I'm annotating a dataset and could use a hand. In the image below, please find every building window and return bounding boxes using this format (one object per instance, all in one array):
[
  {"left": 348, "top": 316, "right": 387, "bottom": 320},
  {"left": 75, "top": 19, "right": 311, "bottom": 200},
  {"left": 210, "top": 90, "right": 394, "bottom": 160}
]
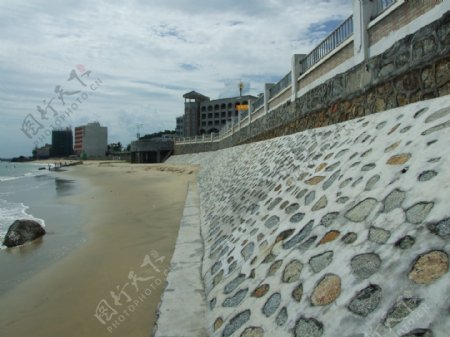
[
  {"left": 214, "top": 112, "right": 219, "bottom": 118},
  {"left": 228, "top": 111, "right": 232, "bottom": 117},
  {"left": 208, "top": 105, "right": 213, "bottom": 111},
  {"left": 202, "top": 113, "right": 206, "bottom": 119},
  {"left": 201, "top": 121, "right": 206, "bottom": 126},
  {"left": 235, "top": 110, "right": 239, "bottom": 116},
  {"left": 228, "top": 103, "right": 232, "bottom": 109},
  {"left": 201, "top": 106, "right": 206, "bottom": 112},
  {"left": 208, "top": 121, "right": 213, "bottom": 126},
  {"left": 221, "top": 111, "right": 226, "bottom": 117},
  {"left": 214, "top": 104, "right": 219, "bottom": 110},
  {"left": 221, "top": 120, "right": 226, "bottom": 124},
  {"left": 221, "top": 103, "right": 226, "bottom": 109},
  {"left": 208, "top": 113, "right": 212, "bottom": 118}
]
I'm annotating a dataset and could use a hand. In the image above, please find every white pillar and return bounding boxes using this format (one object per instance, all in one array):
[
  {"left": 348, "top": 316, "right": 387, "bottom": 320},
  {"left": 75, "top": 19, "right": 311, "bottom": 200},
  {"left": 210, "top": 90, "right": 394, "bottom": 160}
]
[
  {"left": 291, "top": 54, "right": 306, "bottom": 101},
  {"left": 264, "top": 83, "right": 274, "bottom": 115},
  {"left": 353, "top": 0, "right": 377, "bottom": 64}
]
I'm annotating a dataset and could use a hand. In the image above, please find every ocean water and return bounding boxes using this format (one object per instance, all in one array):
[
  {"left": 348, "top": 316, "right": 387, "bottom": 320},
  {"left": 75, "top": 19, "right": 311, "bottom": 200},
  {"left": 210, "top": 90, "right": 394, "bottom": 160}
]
[
  {"left": 0, "top": 161, "right": 86, "bottom": 295},
  {"left": 0, "top": 162, "right": 50, "bottom": 242}
]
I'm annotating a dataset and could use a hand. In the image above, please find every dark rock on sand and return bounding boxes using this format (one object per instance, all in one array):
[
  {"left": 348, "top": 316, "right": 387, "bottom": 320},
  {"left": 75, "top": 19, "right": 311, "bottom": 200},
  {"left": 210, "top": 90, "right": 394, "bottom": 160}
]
[{"left": 3, "top": 219, "right": 46, "bottom": 247}]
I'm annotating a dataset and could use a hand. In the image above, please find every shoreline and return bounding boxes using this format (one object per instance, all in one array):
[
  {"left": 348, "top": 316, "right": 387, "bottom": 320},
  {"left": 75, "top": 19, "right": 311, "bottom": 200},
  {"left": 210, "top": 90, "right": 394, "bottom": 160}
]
[{"left": 0, "top": 162, "right": 197, "bottom": 337}]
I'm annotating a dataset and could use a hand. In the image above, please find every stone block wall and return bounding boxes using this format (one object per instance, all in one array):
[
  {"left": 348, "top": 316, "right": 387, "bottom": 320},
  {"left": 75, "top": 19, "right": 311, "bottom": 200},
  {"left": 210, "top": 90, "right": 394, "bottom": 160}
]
[{"left": 174, "top": 10, "right": 449, "bottom": 155}]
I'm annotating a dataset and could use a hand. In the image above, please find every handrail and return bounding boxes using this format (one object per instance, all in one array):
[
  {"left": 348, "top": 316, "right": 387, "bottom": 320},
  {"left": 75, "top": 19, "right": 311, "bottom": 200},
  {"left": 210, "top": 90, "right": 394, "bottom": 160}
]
[
  {"left": 269, "top": 71, "right": 292, "bottom": 99},
  {"left": 300, "top": 15, "right": 354, "bottom": 75},
  {"left": 251, "top": 95, "right": 264, "bottom": 111},
  {"left": 371, "top": 0, "right": 396, "bottom": 20}
]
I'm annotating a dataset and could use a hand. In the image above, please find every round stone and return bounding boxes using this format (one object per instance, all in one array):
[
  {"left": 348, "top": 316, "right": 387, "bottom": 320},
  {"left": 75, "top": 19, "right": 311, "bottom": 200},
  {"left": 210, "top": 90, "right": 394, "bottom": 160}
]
[
  {"left": 428, "top": 218, "right": 450, "bottom": 238},
  {"left": 312, "top": 195, "right": 328, "bottom": 211},
  {"left": 319, "top": 230, "right": 340, "bottom": 244},
  {"left": 214, "top": 317, "right": 223, "bottom": 331},
  {"left": 320, "top": 212, "right": 339, "bottom": 227},
  {"left": 383, "top": 189, "right": 406, "bottom": 213},
  {"left": 290, "top": 212, "right": 305, "bottom": 223},
  {"left": 323, "top": 170, "right": 340, "bottom": 190},
  {"left": 294, "top": 317, "right": 324, "bottom": 337},
  {"left": 384, "top": 141, "right": 401, "bottom": 153},
  {"left": 224, "top": 274, "right": 246, "bottom": 294},
  {"left": 409, "top": 250, "right": 448, "bottom": 284},
  {"left": 240, "top": 327, "right": 264, "bottom": 337},
  {"left": 425, "top": 106, "right": 450, "bottom": 123},
  {"left": 285, "top": 203, "right": 300, "bottom": 214},
  {"left": 262, "top": 293, "right": 281, "bottom": 317},
  {"left": 387, "top": 153, "right": 412, "bottom": 165},
  {"left": 275, "top": 229, "right": 295, "bottom": 243},
  {"left": 341, "top": 232, "right": 357, "bottom": 244},
  {"left": 264, "top": 215, "right": 280, "bottom": 229},
  {"left": 405, "top": 202, "right": 434, "bottom": 224},
  {"left": 241, "top": 242, "right": 255, "bottom": 261},
  {"left": 275, "top": 307, "right": 288, "bottom": 326},
  {"left": 368, "top": 226, "right": 391, "bottom": 244},
  {"left": 418, "top": 170, "right": 437, "bottom": 181},
  {"left": 382, "top": 297, "right": 422, "bottom": 328},
  {"left": 348, "top": 284, "right": 382, "bottom": 317},
  {"left": 251, "top": 284, "right": 270, "bottom": 298},
  {"left": 311, "top": 274, "right": 341, "bottom": 306},
  {"left": 292, "top": 283, "right": 303, "bottom": 302},
  {"left": 210, "top": 298, "right": 216, "bottom": 310},
  {"left": 395, "top": 235, "right": 416, "bottom": 249},
  {"left": 267, "top": 260, "right": 283, "bottom": 276},
  {"left": 305, "top": 176, "right": 326, "bottom": 185},
  {"left": 401, "top": 329, "right": 434, "bottom": 337},
  {"left": 223, "top": 288, "right": 248, "bottom": 307},
  {"left": 282, "top": 260, "right": 303, "bottom": 283},
  {"left": 345, "top": 198, "right": 378, "bottom": 222},
  {"left": 222, "top": 310, "right": 251, "bottom": 337},
  {"left": 283, "top": 220, "right": 314, "bottom": 249},
  {"left": 351, "top": 253, "right": 382, "bottom": 279},
  {"left": 305, "top": 191, "right": 316, "bottom": 205},
  {"left": 309, "top": 251, "right": 333, "bottom": 273},
  {"left": 365, "top": 175, "right": 380, "bottom": 191},
  {"left": 361, "top": 163, "right": 376, "bottom": 171}
]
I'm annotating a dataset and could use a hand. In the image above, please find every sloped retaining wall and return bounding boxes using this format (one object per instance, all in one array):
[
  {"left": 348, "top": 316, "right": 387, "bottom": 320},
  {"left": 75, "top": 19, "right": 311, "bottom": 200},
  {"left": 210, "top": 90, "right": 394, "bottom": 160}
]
[{"left": 167, "top": 95, "right": 450, "bottom": 337}]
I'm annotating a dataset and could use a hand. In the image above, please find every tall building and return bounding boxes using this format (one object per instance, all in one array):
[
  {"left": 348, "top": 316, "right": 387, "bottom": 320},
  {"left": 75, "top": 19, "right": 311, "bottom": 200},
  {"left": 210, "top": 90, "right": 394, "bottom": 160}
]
[
  {"left": 74, "top": 122, "right": 108, "bottom": 157},
  {"left": 178, "top": 91, "right": 258, "bottom": 137},
  {"left": 51, "top": 128, "right": 73, "bottom": 157},
  {"left": 183, "top": 91, "right": 210, "bottom": 137}
]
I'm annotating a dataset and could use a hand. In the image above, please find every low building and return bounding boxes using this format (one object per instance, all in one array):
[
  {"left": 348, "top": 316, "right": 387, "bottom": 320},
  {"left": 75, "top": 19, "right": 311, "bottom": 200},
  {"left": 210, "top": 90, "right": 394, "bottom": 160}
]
[
  {"left": 74, "top": 122, "right": 108, "bottom": 157},
  {"left": 130, "top": 138, "right": 173, "bottom": 163},
  {"left": 176, "top": 116, "right": 184, "bottom": 137}
]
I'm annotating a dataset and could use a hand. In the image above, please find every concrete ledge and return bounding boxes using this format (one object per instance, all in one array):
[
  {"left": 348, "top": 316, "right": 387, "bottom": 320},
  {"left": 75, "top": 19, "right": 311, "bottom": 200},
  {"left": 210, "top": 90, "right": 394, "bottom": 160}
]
[{"left": 152, "top": 182, "right": 207, "bottom": 337}]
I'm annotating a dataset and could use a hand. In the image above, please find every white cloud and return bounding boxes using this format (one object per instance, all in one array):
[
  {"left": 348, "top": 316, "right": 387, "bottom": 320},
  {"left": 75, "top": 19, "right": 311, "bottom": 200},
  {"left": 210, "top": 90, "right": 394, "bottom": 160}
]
[{"left": 0, "top": 0, "right": 352, "bottom": 157}]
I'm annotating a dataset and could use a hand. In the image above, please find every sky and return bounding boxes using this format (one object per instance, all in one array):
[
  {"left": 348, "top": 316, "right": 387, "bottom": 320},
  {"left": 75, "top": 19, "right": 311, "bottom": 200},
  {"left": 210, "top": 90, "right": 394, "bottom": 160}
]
[{"left": 0, "top": 0, "right": 352, "bottom": 158}]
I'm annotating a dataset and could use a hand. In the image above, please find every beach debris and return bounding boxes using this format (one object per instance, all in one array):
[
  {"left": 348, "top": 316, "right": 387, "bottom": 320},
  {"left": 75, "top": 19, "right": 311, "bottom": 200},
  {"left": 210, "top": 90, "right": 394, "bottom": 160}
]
[{"left": 3, "top": 219, "right": 46, "bottom": 247}]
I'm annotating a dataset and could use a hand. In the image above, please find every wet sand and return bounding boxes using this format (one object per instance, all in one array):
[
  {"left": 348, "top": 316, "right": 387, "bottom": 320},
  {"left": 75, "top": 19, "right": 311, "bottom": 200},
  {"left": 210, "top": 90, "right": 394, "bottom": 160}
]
[{"left": 0, "top": 162, "right": 197, "bottom": 337}]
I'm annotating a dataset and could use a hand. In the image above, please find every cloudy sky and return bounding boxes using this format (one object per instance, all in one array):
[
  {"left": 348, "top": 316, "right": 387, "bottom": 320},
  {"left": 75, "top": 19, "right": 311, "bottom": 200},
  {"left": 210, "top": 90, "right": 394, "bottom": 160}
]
[{"left": 0, "top": 0, "right": 352, "bottom": 158}]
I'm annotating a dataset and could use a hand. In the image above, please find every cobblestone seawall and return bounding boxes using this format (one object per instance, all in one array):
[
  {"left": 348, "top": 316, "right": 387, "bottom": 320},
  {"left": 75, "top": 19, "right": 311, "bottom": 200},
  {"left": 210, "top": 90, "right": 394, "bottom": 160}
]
[
  {"left": 175, "top": 10, "right": 450, "bottom": 155},
  {"left": 167, "top": 96, "right": 450, "bottom": 337}
]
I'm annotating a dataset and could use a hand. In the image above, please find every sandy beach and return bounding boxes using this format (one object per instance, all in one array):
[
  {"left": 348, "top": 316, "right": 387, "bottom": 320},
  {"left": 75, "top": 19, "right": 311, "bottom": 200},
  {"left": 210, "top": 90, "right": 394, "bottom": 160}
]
[{"left": 0, "top": 161, "right": 197, "bottom": 337}]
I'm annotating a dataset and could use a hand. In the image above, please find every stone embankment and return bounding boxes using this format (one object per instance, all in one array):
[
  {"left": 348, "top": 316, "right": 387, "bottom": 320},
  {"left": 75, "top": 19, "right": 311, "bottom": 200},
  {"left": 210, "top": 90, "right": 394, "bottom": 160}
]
[{"left": 158, "top": 95, "right": 450, "bottom": 337}]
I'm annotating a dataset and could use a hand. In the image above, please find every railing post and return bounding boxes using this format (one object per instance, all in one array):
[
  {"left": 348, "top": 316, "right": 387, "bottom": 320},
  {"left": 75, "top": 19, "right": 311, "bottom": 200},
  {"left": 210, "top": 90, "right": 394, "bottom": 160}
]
[
  {"left": 353, "top": 0, "right": 377, "bottom": 64},
  {"left": 292, "top": 54, "right": 306, "bottom": 101},
  {"left": 264, "top": 83, "right": 274, "bottom": 115}
]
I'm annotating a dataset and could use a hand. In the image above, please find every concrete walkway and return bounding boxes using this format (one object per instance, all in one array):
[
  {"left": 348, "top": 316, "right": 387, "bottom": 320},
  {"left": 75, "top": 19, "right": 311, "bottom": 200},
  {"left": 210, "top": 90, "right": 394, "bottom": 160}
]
[{"left": 152, "top": 182, "right": 208, "bottom": 337}]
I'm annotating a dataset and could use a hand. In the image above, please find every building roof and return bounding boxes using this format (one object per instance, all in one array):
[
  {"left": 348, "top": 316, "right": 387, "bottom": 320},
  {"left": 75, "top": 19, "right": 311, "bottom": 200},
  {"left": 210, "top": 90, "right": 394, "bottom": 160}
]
[{"left": 183, "top": 91, "right": 210, "bottom": 101}]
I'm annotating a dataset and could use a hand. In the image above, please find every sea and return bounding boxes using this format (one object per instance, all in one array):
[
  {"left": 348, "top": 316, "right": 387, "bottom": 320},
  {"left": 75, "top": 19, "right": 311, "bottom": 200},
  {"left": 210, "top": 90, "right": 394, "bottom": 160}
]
[{"left": 0, "top": 161, "right": 86, "bottom": 295}]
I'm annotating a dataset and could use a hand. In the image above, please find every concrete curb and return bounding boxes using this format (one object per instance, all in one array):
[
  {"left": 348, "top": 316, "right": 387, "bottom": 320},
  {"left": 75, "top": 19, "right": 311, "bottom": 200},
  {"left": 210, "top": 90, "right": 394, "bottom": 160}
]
[{"left": 152, "top": 182, "right": 207, "bottom": 337}]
